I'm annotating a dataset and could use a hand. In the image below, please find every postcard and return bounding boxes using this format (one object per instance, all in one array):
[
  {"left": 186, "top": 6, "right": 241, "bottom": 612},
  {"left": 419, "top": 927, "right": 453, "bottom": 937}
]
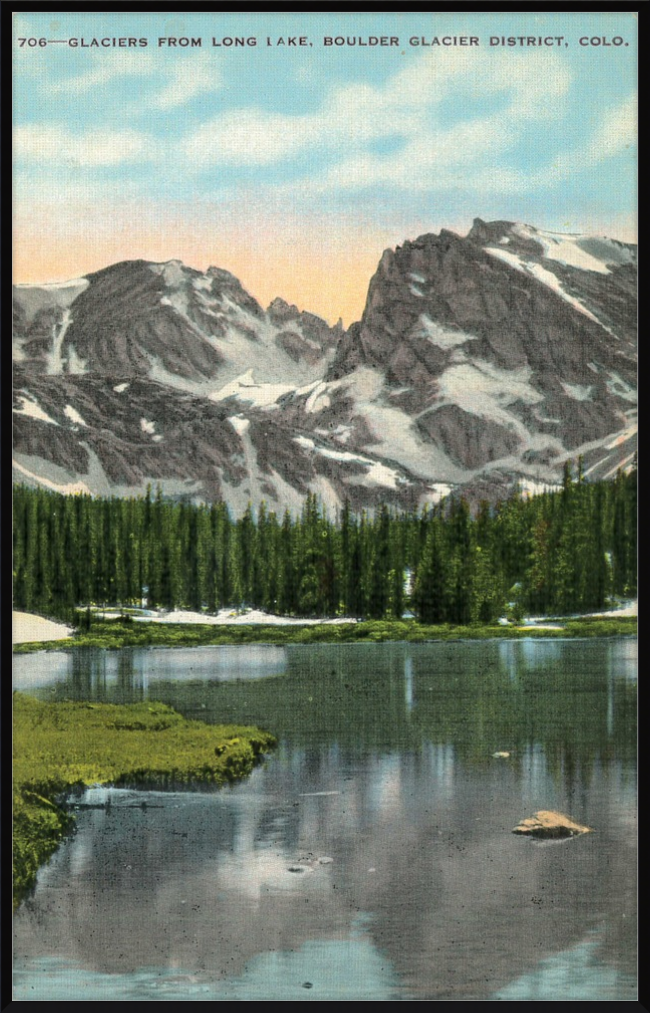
[{"left": 11, "top": 10, "right": 637, "bottom": 1001}]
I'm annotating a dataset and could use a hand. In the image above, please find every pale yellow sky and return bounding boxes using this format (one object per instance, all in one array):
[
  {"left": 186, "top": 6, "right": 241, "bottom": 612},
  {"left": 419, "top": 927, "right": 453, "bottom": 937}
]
[{"left": 13, "top": 201, "right": 636, "bottom": 328}]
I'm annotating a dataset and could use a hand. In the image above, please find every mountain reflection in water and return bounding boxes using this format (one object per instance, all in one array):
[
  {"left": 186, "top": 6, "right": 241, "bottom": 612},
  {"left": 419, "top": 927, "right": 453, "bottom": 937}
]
[{"left": 13, "top": 639, "right": 636, "bottom": 1001}]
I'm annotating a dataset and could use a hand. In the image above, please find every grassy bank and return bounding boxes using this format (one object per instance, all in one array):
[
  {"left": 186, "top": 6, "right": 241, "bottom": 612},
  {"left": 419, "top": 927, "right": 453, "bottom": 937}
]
[
  {"left": 13, "top": 692, "right": 276, "bottom": 910},
  {"left": 13, "top": 615, "right": 637, "bottom": 653}
]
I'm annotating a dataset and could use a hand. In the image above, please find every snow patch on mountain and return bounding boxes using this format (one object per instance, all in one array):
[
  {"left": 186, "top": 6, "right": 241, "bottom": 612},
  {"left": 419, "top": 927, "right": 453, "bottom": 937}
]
[
  {"left": 484, "top": 246, "right": 603, "bottom": 325},
  {"left": 228, "top": 415, "right": 250, "bottom": 437},
  {"left": 47, "top": 309, "right": 74, "bottom": 375},
  {"left": 315, "top": 424, "right": 353, "bottom": 444},
  {"left": 202, "top": 307, "right": 329, "bottom": 389},
  {"left": 13, "top": 457, "right": 91, "bottom": 495},
  {"left": 211, "top": 370, "right": 296, "bottom": 407},
  {"left": 418, "top": 314, "right": 478, "bottom": 349},
  {"left": 304, "top": 381, "right": 331, "bottom": 414},
  {"left": 14, "top": 395, "right": 59, "bottom": 426},
  {"left": 64, "top": 405, "right": 87, "bottom": 427},
  {"left": 436, "top": 360, "right": 543, "bottom": 427},
  {"left": 292, "top": 436, "right": 405, "bottom": 491},
  {"left": 220, "top": 423, "right": 305, "bottom": 516},
  {"left": 355, "top": 461, "right": 402, "bottom": 491},
  {"left": 160, "top": 292, "right": 189, "bottom": 315},
  {"left": 561, "top": 382, "right": 592, "bottom": 402},
  {"left": 512, "top": 224, "right": 613, "bottom": 274},
  {"left": 426, "top": 483, "right": 454, "bottom": 503},
  {"left": 606, "top": 372, "right": 636, "bottom": 403},
  {"left": 329, "top": 369, "right": 467, "bottom": 482},
  {"left": 532, "top": 408, "right": 562, "bottom": 425},
  {"left": 149, "top": 259, "right": 186, "bottom": 287},
  {"left": 66, "top": 346, "right": 87, "bottom": 374},
  {"left": 13, "top": 277, "right": 89, "bottom": 323}
]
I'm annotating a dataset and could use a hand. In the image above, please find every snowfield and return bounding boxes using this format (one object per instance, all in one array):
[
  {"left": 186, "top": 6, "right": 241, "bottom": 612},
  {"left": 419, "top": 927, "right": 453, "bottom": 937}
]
[
  {"left": 13, "top": 612, "right": 74, "bottom": 644},
  {"left": 143, "top": 609, "right": 360, "bottom": 626}
]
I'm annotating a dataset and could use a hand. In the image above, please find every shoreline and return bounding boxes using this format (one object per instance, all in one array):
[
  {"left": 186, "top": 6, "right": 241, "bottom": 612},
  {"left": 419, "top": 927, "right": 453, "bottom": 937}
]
[
  {"left": 12, "top": 614, "right": 637, "bottom": 654},
  {"left": 13, "top": 694, "right": 276, "bottom": 911}
]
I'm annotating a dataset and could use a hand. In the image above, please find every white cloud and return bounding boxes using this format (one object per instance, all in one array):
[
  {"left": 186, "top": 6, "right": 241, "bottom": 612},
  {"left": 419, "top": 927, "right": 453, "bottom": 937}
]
[
  {"left": 183, "top": 49, "right": 572, "bottom": 182},
  {"left": 586, "top": 93, "right": 637, "bottom": 160},
  {"left": 48, "top": 52, "right": 158, "bottom": 95},
  {"left": 538, "top": 92, "right": 636, "bottom": 183},
  {"left": 14, "top": 124, "right": 157, "bottom": 167},
  {"left": 44, "top": 50, "right": 221, "bottom": 110},
  {"left": 186, "top": 107, "right": 321, "bottom": 166},
  {"left": 151, "top": 54, "right": 221, "bottom": 109}
]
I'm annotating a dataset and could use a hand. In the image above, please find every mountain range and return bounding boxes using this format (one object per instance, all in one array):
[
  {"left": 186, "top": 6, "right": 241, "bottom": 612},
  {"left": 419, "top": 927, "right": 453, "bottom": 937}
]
[{"left": 13, "top": 218, "right": 637, "bottom": 514}]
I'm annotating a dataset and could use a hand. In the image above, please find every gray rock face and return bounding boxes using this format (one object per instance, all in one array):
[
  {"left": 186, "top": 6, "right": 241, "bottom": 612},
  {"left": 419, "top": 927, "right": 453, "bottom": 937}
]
[
  {"left": 12, "top": 220, "right": 637, "bottom": 513},
  {"left": 417, "top": 406, "right": 521, "bottom": 470},
  {"left": 326, "top": 219, "right": 636, "bottom": 488},
  {"left": 13, "top": 261, "right": 341, "bottom": 388}
]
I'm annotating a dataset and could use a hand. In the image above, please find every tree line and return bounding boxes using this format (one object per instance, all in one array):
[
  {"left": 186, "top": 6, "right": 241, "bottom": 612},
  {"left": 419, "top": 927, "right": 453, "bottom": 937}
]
[{"left": 13, "top": 461, "right": 636, "bottom": 624}]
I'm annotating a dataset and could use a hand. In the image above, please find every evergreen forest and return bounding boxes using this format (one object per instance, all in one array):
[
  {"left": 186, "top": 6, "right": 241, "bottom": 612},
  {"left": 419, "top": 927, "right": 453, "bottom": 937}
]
[{"left": 12, "top": 462, "right": 637, "bottom": 625}]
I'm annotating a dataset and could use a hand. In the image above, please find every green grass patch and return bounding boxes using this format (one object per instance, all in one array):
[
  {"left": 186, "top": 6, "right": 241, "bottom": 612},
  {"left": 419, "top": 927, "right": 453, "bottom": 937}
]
[
  {"left": 12, "top": 692, "right": 276, "bottom": 910},
  {"left": 13, "top": 615, "right": 637, "bottom": 653}
]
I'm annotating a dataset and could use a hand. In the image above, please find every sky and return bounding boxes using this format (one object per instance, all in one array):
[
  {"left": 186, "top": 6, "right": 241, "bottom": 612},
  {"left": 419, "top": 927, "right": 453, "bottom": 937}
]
[{"left": 13, "top": 11, "right": 637, "bottom": 325}]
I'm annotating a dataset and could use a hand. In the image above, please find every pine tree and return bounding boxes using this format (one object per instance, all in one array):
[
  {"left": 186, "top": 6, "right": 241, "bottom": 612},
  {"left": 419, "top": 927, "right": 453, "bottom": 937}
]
[
  {"left": 367, "top": 504, "right": 391, "bottom": 618},
  {"left": 412, "top": 518, "right": 446, "bottom": 624}
]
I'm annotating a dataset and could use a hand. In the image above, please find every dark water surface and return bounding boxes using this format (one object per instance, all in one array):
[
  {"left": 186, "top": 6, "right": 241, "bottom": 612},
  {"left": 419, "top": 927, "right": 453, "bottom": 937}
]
[{"left": 13, "top": 639, "right": 637, "bottom": 1000}]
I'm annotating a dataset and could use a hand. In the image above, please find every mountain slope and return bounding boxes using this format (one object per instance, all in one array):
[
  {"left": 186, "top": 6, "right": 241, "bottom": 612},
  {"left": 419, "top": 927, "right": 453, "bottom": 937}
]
[
  {"left": 13, "top": 221, "right": 637, "bottom": 513},
  {"left": 13, "top": 260, "right": 343, "bottom": 389}
]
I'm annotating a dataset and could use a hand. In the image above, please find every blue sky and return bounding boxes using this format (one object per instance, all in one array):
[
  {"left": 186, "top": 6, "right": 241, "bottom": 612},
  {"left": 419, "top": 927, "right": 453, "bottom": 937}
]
[{"left": 13, "top": 11, "right": 637, "bottom": 323}]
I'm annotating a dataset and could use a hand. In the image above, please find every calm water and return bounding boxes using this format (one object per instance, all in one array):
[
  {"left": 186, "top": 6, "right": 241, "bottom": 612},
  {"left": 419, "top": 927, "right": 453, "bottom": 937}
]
[{"left": 13, "top": 639, "right": 637, "bottom": 1001}]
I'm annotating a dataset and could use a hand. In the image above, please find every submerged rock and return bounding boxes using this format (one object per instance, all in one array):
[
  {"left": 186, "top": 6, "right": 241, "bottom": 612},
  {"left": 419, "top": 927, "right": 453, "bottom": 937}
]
[{"left": 512, "top": 810, "right": 592, "bottom": 838}]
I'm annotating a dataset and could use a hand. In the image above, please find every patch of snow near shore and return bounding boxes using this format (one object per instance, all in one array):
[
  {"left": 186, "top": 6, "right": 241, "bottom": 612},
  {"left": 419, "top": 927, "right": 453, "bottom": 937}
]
[
  {"left": 519, "top": 623, "right": 565, "bottom": 630},
  {"left": 584, "top": 601, "right": 637, "bottom": 618},
  {"left": 13, "top": 612, "right": 73, "bottom": 644},
  {"left": 523, "top": 600, "right": 637, "bottom": 624},
  {"left": 145, "top": 609, "right": 359, "bottom": 626}
]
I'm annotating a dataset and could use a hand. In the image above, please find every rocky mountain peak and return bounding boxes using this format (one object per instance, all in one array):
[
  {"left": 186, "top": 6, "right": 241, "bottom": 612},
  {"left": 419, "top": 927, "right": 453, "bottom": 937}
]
[{"left": 13, "top": 220, "right": 637, "bottom": 514}]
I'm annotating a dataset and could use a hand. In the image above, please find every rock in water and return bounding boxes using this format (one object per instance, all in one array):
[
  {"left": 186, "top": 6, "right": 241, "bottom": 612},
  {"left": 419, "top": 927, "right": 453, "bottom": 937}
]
[{"left": 512, "top": 810, "right": 592, "bottom": 838}]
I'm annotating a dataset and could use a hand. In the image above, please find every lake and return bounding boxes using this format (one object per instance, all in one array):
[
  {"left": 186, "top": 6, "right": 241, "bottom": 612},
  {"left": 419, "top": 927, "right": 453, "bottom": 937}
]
[{"left": 13, "top": 638, "right": 637, "bottom": 1000}]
